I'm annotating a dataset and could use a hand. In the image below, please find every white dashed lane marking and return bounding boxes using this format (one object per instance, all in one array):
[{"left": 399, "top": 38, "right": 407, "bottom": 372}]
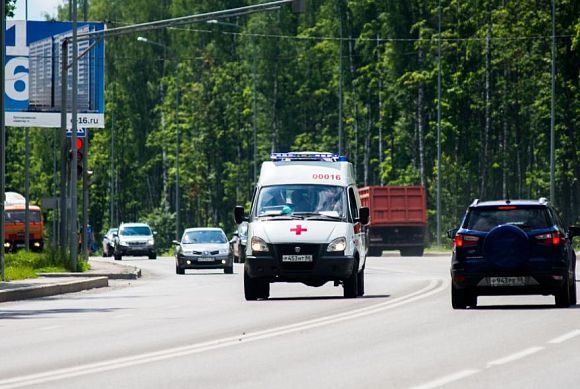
[{"left": 547, "top": 329, "right": 580, "bottom": 344}]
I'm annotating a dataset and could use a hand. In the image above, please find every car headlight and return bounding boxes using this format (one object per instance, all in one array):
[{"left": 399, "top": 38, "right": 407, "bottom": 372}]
[
  {"left": 219, "top": 248, "right": 229, "bottom": 255},
  {"left": 147, "top": 238, "right": 155, "bottom": 245},
  {"left": 327, "top": 237, "right": 346, "bottom": 252},
  {"left": 118, "top": 239, "right": 128, "bottom": 246},
  {"left": 251, "top": 236, "right": 269, "bottom": 253}
]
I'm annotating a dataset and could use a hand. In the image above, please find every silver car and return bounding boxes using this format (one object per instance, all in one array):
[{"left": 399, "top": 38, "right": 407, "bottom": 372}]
[
  {"left": 102, "top": 228, "right": 118, "bottom": 257},
  {"left": 113, "top": 223, "right": 157, "bottom": 260},
  {"left": 173, "top": 227, "right": 233, "bottom": 274}
]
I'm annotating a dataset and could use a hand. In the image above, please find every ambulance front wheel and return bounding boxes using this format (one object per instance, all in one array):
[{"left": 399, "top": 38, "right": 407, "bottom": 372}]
[
  {"left": 244, "top": 269, "right": 270, "bottom": 300},
  {"left": 343, "top": 261, "right": 359, "bottom": 298}
]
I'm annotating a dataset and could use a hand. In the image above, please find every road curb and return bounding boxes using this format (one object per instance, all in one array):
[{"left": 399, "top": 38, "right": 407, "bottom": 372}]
[
  {"left": 38, "top": 267, "right": 142, "bottom": 280},
  {"left": 0, "top": 277, "right": 109, "bottom": 303}
]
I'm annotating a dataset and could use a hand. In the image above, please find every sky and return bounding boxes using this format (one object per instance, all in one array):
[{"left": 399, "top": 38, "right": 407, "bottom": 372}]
[{"left": 9, "top": 0, "right": 63, "bottom": 21}]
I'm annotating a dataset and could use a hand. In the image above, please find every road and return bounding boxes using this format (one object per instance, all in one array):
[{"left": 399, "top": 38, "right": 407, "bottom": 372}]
[{"left": 1, "top": 254, "right": 580, "bottom": 388}]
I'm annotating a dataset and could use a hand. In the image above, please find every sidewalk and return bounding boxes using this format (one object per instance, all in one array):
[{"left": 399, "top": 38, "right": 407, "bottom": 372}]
[{"left": 0, "top": 259, "right": 141, "bottom": 303}]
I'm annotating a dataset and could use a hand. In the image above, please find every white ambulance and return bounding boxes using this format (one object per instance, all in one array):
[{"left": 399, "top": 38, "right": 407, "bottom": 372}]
[{"left": 234, "top": 152, "right": 369, "bottom": 300}]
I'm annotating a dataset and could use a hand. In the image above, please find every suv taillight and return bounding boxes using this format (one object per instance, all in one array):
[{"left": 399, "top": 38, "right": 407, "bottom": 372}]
[
  {"left": 454, "top": 234, "right": 480, "bottom": 248},
  {"left": 535, "top": 232, "right": 561, "bottom": 245}
]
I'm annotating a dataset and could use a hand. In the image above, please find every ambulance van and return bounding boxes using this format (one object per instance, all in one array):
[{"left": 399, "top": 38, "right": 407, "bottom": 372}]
[{"left": 234, "top": 152, "right": 369, "bottom": 300}]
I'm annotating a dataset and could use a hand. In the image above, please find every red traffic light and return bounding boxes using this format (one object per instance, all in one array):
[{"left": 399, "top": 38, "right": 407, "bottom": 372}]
[{"left": 76, "top": 138, "right": 84, "bottom": 150}]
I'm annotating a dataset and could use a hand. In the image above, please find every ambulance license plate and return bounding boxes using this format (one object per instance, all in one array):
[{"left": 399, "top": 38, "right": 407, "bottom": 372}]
[
  {"left": 282, "top": 255, "right": 313, "bottom": 263},
  {"left": 489, "top": 277, "right": 527, "bottom": 287}
]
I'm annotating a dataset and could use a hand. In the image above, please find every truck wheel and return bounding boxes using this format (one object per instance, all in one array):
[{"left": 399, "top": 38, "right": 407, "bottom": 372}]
[
  {"left": 244, "top": 269, "right": 269, "bottom": 300},
  {"left": 343, "top": 262, "right": 359, "bottom": 298},
  {"left": 357, "top": 267, "right": 365, "bottom": 297},
  {"left": 400, "top": 247, "right": 424, "bottom": 257}
]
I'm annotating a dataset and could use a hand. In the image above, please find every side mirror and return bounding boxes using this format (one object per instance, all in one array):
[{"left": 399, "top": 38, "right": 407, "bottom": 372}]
[
  {"left": 569, "top": 226, "right": 580, "bottom": 239},
  {"left": 234, "top": 206, "right": 247, "bottom": 224},
  {"left": 112, "top": 232, "right": 118, "bottom": 237},
  {"left": 357, "top": 207, "right": 370, "bottom": 225},
  {"left": 447, "top": 228, "right": 459, "bottom": 239},
  {"left": 172, "top": 240, "right": 180, "bottom": 245}
]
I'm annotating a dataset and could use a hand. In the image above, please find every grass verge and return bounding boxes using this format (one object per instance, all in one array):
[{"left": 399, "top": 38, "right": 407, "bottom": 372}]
[{"left": 3, "top": 245, "right": 90, "bottom": 281}]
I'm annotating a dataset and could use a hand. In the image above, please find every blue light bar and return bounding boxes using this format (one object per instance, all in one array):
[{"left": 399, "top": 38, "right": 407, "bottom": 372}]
[{"left": 270, "top": 152, "right": 348, "bottom": 162}]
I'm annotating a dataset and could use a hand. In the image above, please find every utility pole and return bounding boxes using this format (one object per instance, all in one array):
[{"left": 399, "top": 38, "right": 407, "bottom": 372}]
[
  {"left": 70, "top": 0, "right": 79, "bottom": 271},
  {"left": 436, "top": 0, "right": 442, "bottom": 246},
  {"left": 136, "top": 36, "right": 181, "bottom": 240},
  {"left": 24, "top": 0, "right": 30, "bottom": 251},
  {"left": 550, "top": 0, "right": 556, "bottom": 203},
  {"left": 337, "top": 2, "right": 344, "bottom": 156}
]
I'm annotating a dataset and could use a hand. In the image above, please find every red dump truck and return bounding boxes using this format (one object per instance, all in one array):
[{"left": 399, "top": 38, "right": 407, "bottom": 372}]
[{"left": 359, "top": 186, "right": 427, "bottom": 257}]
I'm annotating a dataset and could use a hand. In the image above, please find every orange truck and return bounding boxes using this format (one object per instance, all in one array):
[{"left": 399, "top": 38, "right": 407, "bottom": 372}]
[
  {"left": 4, "top": 192, "right": 44, "bottom": 252},
  {"left": 359, "top": 186, "right": 428, "bottom": 257}
]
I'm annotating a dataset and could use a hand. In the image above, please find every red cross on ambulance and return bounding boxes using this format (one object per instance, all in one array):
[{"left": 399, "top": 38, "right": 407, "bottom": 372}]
[{"left": 290, "top": 225, "right": 308, "bottom": 235}]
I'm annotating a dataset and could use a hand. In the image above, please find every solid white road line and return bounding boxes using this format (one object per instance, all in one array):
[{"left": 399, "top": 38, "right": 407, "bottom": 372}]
[
  {"left": 0, "top": 279, "right": 448, "bottom": 389},
  {"left": 547, "top": 329, "right": 580, "bottom": 344},
  {"left": 410, "top": 369, "right": 480, "bottom": 389},
  {"left": 486, "top": 346, "right": 544, "bottom": 368}
]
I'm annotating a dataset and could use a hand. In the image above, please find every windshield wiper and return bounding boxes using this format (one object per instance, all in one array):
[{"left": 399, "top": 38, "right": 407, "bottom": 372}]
[{"left": 257, "top": 214, "right": 304, "bottom": 220}]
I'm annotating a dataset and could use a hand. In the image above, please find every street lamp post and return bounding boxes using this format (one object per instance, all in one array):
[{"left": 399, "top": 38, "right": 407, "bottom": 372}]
[
  {"left": 137, "top": 37, "right": 181, "bottom": 240},
  {"left": 207, "top": 20, "right": 257, "bottom": 185}
]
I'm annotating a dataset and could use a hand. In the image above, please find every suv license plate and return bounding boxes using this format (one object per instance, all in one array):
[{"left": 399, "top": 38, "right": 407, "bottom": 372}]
[
  {"left": 198, "top": 257, "right": 214, "bottom": 262},
  {"left": 489, "top": 277, "right": 527, "bottom": 287},
  {"left": 282, "top": 255, "right": 313, "bottom": 263}
]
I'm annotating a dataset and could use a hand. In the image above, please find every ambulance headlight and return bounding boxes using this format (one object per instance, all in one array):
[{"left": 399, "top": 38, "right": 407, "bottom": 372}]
[
  {"left": 327, "top": 237, "right": 346, "bottom": 252},
  {"left": 251, "top": 236, "right": 269, "bottom": 253}
]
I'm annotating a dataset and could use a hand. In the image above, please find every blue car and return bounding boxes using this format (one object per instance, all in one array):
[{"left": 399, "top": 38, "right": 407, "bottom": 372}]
[{"left": 449, "top": 198, "right": 580, "bottom": 309}]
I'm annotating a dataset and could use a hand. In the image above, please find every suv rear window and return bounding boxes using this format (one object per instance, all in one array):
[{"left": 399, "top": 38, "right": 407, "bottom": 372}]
[{"left": 464, "top": 207, "right": 552, "bottom": 232}]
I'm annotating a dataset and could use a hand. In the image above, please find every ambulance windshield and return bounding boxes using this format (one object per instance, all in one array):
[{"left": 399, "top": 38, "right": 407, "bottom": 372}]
[{"left": 256, "top": 185, "right": 346, "bottom": 219}]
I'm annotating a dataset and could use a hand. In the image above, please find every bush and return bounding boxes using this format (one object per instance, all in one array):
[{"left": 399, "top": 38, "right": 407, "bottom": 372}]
[{"left": 3, "top": 244, "right": 89, "bottom": 280}]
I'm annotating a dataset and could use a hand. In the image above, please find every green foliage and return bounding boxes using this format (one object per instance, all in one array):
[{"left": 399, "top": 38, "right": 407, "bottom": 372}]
[
  {"left": 4, "top": 0, "right": 15, "bottom": 16},
  {"left": 143, "top": 207, "right": 176, "bottom": 251},
  {"left": 5, "top": 0, "right": 579, "bottom": 253},
  {"left": 3, "top": 246, "right": 74, "bottom": 280}
]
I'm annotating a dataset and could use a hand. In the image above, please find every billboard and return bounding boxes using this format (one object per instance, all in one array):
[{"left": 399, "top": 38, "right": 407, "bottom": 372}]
[{"left": 4, "top": 21, "right": 105, "bottom": 128}]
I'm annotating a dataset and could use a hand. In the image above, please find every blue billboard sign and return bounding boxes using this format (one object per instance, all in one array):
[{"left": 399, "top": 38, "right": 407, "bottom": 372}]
[{"left": 4, "top": 21, "right": 105, "bottom": 128}]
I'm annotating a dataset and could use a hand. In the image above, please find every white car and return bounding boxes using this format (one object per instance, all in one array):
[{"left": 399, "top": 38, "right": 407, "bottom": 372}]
[
  {"left": 113, "top": 223, "right": 157, "bottom": 260},
  {"left": 173, "top": 227, "right": 234, "bottom": 274}
]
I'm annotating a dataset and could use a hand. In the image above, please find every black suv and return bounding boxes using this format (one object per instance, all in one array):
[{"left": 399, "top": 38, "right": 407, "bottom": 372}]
[{"left": 449, "top": 198, "right": 579, "bottom": 309}]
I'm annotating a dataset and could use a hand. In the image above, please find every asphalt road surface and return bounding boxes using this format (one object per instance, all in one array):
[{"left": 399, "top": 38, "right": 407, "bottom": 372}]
[{"left": 1, "top": 253, "right": 580, "bottom": 389}]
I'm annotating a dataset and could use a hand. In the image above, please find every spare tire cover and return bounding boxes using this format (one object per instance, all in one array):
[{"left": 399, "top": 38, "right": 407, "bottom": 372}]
[{"left": 483, "top": 224, "right": 529, "bottom": 270}]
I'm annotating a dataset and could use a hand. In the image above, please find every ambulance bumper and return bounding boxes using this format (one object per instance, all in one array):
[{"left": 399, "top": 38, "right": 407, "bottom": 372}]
[{"left": 245, "top": 255, "right": 355, "bottom": 281}]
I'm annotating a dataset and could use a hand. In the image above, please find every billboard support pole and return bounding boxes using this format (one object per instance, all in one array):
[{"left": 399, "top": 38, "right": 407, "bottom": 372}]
[
  {"left": 1, "top": 0, "right": 6, "bottom": 281},
  {"left": 70, "top": 0, "right": 79, "bottom": 271},
  {"left": 59, "top": 40, "right": 68, "bottom": 252}
]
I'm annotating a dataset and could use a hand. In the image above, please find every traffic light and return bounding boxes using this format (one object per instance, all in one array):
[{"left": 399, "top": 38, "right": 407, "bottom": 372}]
[
  {"left": 68, "top": 138, "right": 84, "bottom": 179},
  {"left": 76, "top": 138, "right": 84, "bottom": 179}
]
